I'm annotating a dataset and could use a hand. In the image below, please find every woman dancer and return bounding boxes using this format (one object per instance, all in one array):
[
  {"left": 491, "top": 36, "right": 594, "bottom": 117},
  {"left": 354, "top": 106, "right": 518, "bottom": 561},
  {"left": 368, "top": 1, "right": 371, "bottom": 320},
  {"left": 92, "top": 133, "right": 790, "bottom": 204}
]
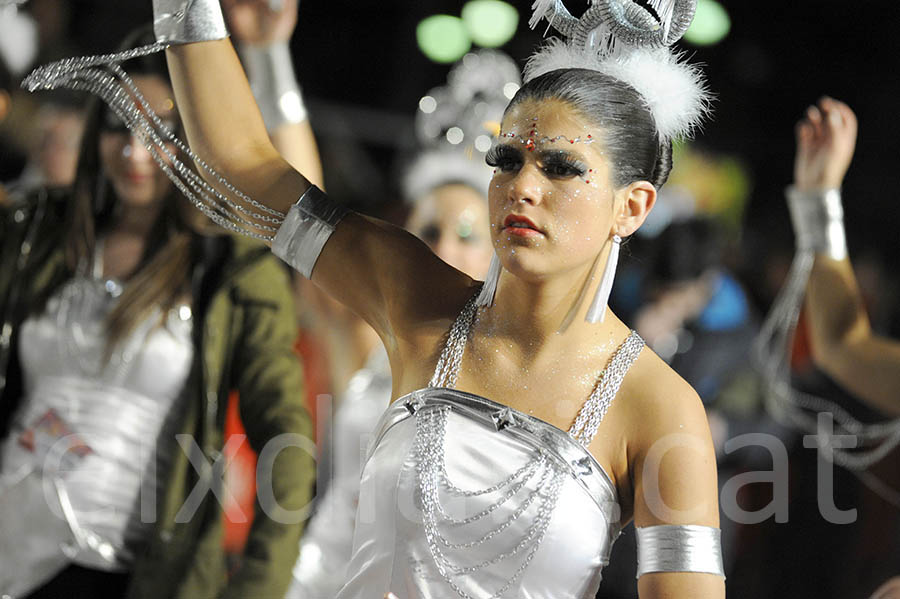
[
  {"left": 27, "top": 0, "right": 725, "bottom": 595},
  {"left": 149, "top": 0, "right": 725, "bottom": 596},
  {"left": 0, "top": 31, "right": 313, "bottom": 598}
]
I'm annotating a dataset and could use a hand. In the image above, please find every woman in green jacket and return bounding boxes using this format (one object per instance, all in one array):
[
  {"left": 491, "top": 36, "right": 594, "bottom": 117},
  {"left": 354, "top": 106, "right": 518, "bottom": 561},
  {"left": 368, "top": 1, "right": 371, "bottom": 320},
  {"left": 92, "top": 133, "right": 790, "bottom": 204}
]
[{"left": 0, "top": 32, "right": 314, "bottom": 599}]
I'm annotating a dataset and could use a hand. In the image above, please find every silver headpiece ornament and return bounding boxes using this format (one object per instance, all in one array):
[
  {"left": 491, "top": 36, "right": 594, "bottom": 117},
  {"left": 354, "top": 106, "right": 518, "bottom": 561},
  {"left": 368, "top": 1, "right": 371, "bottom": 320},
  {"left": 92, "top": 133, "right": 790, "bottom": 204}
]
[
  {"left": 526, "top": 0, "right": 710, "bottom": 143},
  {"left": 415, "top": 50, "right": 521, "bottom": 156},
  {"left": 405, "top": 50, "right": 521, "bottom": 204}
]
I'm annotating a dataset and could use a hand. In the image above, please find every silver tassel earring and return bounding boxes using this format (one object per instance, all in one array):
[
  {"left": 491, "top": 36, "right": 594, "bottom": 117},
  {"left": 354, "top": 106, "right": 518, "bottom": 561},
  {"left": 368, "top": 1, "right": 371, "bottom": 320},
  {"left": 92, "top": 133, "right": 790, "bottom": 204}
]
[
  {"left": 475, "top": 252, "right": 502, "bottom": 307},
  {"left": 585, "top": 234, "right": 621, "bottom": 323}
]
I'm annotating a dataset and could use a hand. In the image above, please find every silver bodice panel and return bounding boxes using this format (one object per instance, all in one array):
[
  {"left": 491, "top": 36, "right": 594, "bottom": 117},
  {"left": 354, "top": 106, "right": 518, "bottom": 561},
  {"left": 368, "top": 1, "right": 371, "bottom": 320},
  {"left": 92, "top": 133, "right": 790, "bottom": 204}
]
[
  {"left": 336, "top": 388, "right": 622, "bottom": 599},
  {"left": 0, "top": 276, "right": 193, "bottom": 570}
]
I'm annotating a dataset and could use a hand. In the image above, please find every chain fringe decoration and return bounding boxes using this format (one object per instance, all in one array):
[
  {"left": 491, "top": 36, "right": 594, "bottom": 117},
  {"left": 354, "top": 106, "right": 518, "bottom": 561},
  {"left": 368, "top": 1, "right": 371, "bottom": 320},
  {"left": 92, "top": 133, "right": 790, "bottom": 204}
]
[
  {"left": 22, "top": 43, "right": 285, "bottom": 241},
  {"left": 753, "top": 250, "right": 900, "bottom": 473}
]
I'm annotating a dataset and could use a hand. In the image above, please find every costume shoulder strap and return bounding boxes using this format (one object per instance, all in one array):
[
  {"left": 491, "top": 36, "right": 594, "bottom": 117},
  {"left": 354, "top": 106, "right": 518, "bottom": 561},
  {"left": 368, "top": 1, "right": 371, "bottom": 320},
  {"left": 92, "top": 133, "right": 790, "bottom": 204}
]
[
  {"left": 428, "top": 289, "right": 481, "bottom": 389},
  {"left": 569, "top": 330, "right": 645, "bottom": 446}
]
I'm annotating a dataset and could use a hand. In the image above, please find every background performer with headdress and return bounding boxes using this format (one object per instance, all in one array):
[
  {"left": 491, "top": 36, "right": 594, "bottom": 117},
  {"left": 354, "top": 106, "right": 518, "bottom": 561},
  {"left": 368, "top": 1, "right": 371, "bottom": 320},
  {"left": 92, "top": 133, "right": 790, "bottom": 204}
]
[{"left": 0, "top": 22, "right": 314, "bottom": 599}]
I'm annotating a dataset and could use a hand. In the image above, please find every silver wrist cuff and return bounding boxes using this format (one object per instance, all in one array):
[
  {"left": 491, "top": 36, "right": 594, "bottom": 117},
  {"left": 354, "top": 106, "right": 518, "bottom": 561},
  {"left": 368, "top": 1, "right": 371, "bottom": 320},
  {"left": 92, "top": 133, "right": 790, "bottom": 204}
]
[
  {"left": 636, "top": 524, "right": 725, "bottom": 578},
  {"left": 271, "top": 185, "right": 348, "bottom": 278},
  {"left": 786, "top": 186, "right": 847, "bottom": 260},
  {"left": 241, "top": 42, "right": 307, "bottom": 129},
  {"left": 153, "top": 0, "right": 229, "bottom": 45}
]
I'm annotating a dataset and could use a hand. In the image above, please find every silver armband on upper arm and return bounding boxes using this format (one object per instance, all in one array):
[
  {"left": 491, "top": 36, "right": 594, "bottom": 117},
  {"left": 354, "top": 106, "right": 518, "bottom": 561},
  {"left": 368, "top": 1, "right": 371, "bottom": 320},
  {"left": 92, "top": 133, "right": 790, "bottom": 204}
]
[
  {"left": 271, "top": 185, "right": 349, "bottom": 279},
  {"left": 636, "top": 525, "right": 725, "bottom": 578},
  {"left": 153, "top": 0, "right": 229, "bottom": 45}
]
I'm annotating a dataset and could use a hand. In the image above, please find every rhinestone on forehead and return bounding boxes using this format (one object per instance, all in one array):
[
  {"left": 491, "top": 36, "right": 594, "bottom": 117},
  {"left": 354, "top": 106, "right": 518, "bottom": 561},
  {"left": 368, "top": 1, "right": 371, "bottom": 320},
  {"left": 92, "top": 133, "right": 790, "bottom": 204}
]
[{"left": 499, "top": 120, "right": 595, "bottom": 151}]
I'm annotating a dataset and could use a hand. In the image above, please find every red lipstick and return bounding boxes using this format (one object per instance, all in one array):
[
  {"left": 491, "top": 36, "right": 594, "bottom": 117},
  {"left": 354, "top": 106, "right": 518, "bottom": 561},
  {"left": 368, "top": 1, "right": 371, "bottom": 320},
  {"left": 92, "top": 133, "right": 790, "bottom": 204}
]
[{"left": 502, "top": 214, "right": 544, "bottom": 237}]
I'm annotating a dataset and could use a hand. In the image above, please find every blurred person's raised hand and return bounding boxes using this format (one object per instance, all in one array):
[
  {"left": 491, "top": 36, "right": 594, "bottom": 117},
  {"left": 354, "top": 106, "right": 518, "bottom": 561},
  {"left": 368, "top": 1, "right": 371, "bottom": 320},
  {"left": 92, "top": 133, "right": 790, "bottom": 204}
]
[
  {"left": 223, "top": 0, "right": 298, "bottom": 45},
  {"left": 794, "top": 96, "right": 857, "bottom": 191}
]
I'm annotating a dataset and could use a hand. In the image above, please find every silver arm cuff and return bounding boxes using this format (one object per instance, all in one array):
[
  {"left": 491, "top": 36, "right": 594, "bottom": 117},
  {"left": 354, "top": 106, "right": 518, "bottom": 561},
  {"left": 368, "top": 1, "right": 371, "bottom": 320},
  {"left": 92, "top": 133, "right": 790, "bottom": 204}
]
[
  {"left": 636, "top": 525, "right": 725, "bottom": 578},
  {"left": 241, "top": 42, "right": 307, "bottom": 129},
  {"left": 153, "top": 0, "right": 229, "bottom": 45},
  {"left": 271, "top": 185, "right": 348, "bottom": 278},
  {"left": 786, "top": 186, "right": 847, "bottom": 260}
]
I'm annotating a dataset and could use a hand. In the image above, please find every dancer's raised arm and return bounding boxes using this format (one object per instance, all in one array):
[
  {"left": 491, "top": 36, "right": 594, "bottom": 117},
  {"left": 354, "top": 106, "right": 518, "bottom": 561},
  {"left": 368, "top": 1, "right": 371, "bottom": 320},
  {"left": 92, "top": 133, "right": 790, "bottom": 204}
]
[
  {"left": 791, "top": 97, "right": 900, "bottom": 417},
  {"left": 224, "top": 0, "right": 324, "bottom": 187},
  {"left": 157, "top": 0, "right": 473, "bottom": 340}
]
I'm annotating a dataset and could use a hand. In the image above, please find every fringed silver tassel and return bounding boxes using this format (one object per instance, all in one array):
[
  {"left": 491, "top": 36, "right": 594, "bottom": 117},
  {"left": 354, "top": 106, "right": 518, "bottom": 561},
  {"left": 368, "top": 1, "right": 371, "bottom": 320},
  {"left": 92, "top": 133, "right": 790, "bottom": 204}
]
[
  {"left": 475, "top": 252, "right": 502, "bottom": 308},
  {"left": 753, "top": 248, "right": 900, "bottom": 471},
  {"left": 585, "top": 234, "right": 621, "bottom": 323}
]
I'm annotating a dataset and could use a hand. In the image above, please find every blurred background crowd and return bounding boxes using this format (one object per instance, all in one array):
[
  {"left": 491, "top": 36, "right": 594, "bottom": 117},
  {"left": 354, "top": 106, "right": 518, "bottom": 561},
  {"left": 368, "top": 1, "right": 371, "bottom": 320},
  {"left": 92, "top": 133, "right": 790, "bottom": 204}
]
[{"left": 1, "top": 1, "right": 899, "bottom": 598}]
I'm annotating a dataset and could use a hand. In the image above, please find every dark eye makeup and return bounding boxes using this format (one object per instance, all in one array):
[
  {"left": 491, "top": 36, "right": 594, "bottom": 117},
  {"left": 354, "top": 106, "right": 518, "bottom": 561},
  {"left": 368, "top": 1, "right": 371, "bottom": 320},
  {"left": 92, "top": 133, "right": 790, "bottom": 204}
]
[
  {"left": 486, "top": 144, "right": 588, "bottom": 179},
  {"left": 539, "top": 150, "right": 588, "bottom": 178},
  {"left": 485, "top": 144, "right": 522, "bottom": 172}
]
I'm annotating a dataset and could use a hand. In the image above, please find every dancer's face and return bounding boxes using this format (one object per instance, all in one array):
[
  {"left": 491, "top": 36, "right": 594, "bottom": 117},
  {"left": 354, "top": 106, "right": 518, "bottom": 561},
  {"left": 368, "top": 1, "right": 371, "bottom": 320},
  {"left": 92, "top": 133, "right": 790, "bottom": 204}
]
[
  {"left": 488, "top": 99, "right": 634, "bottom": 282},
  {"left": 407, "top": 183, "right": 493, "bottom": 279},
  {"left": 98, "top": 75, "right": 176, "bottom": 210}
]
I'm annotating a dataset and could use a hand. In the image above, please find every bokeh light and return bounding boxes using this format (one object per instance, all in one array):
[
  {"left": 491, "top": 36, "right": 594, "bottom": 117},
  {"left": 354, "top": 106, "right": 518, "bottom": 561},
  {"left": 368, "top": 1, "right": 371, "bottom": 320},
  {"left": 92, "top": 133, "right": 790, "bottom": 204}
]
[
  {"left": 461, "top": 0, "right": 519, "bottom": 48},
  {"left": 683, "top": 0, "right": 730, "bottom": 46},
  {"left": 416, "top": 15, "right": 472, "bottom": 64}
]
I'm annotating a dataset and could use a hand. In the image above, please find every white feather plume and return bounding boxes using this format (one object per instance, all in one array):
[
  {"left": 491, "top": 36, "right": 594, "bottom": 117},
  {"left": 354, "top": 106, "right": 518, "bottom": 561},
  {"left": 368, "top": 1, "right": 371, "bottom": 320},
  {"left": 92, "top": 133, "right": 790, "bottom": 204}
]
[{"left": 525, "top": 39, "right": 711, "bottom": 142}]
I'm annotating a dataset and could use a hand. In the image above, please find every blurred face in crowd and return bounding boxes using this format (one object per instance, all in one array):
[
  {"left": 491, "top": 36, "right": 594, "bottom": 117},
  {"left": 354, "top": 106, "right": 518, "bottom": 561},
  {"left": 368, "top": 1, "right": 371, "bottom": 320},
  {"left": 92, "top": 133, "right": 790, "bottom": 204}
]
[
  {"left": 34, "top": 105, "right": 85, "bottom": 186},
  {"left": 407, "top": 183, "right": 494, "bottom": 279},
  {"left": 98, "top": 75, "right": 176, "bottom": 210}
]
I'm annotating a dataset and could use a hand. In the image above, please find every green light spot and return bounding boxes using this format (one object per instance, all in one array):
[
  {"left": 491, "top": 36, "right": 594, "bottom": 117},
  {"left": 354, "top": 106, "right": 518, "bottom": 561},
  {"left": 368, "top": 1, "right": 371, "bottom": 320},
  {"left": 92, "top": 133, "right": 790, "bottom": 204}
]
[
  {"left": 683, "top": 0, "right": 730, "bottom": 46},
  {"left": 461, "top": 0, "right": 519, "bottom": 48},
  {"left": 417, "top": 15, "right": 472, "bottom": 64}
]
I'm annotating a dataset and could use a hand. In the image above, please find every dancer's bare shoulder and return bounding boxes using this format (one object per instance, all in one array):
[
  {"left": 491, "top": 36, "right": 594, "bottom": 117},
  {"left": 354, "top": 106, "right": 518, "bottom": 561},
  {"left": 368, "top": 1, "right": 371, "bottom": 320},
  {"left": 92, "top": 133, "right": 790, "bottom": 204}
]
[
  {"left": 618, "top": 347, "right": 711, "bottom": 445},
  {"left": 613, "top": 347, "right": 719, "bottom": 526}
]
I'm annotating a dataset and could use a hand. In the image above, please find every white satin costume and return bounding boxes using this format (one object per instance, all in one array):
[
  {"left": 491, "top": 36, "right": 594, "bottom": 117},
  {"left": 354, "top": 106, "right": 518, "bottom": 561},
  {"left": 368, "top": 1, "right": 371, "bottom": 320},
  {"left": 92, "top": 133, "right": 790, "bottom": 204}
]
[
  {"left": 0, "top": 260, "right": 192, "bottom": 594},
  {"left": 337, "top": 294, "right": 643, "bottom": 599}
]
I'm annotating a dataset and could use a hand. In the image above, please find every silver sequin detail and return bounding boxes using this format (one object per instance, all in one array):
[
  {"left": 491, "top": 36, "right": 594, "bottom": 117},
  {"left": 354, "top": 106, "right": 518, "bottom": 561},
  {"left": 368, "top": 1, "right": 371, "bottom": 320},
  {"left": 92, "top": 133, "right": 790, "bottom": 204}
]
[{"left": 635, "top": 524, "right": 724, "bottom": 578}]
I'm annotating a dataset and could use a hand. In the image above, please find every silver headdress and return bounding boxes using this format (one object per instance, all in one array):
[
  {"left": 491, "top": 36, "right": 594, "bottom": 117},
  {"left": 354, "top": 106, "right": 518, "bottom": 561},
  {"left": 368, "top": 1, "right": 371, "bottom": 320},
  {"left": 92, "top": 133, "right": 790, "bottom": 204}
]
[
  {"left": 414, "top": 50, "right": 521, "bottom": 157},
  {"left": 404, "top": 50, "right": 521, "bottom": 204},
  {"left": 526, "top": 0, "right": 710, "bottom": 143}
]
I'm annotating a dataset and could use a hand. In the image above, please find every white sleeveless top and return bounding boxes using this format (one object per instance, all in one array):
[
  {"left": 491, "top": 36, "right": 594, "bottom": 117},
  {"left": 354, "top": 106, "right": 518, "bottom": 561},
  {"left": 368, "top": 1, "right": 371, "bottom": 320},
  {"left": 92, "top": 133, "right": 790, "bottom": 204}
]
[
  {"left": 0, "top": 270, "right": 193, "bottom": 571},
  {"left": 337, "top": 293, "right": 644, "bottom": 599}
]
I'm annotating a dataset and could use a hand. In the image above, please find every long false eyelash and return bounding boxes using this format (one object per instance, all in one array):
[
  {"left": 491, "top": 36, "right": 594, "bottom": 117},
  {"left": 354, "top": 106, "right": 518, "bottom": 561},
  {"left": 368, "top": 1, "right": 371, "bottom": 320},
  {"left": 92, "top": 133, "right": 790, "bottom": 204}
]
[
  {"left": 542, "top": 154, "right": 588, "bottom": 178},
  {"left": 485, "top": 144, "right": 522, "bottom": 169}
]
